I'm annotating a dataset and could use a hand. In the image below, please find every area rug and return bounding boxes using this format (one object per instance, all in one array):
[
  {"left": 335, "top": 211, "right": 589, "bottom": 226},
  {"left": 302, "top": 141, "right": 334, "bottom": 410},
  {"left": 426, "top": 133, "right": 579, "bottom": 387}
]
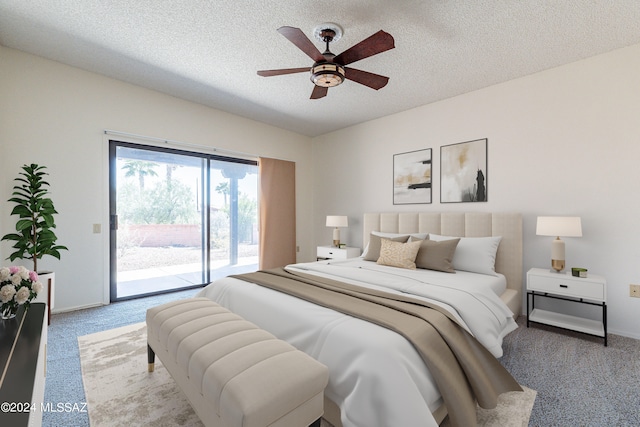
[{"left": 79, "top": 322, "right": 536, "bottom": 427}]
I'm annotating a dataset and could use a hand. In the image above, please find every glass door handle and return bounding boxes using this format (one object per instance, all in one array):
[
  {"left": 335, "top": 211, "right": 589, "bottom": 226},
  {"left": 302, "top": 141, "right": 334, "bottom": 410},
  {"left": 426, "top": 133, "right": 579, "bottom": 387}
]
[{"left": 110, "top": 214, "right": 118, "bottom": 230}]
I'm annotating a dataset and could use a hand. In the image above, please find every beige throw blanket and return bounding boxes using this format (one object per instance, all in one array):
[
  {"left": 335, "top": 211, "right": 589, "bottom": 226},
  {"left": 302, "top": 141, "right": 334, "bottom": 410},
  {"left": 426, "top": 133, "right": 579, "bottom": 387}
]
[{"left": 231, "top": 268, "right": 521, "bottom": 427}]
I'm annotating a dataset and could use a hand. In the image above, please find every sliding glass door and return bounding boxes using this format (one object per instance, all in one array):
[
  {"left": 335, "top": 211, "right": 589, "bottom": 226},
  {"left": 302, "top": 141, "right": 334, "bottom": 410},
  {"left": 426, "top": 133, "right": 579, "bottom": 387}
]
[{"left": 109, "top": 141, "right": 258, "bottom": 301}]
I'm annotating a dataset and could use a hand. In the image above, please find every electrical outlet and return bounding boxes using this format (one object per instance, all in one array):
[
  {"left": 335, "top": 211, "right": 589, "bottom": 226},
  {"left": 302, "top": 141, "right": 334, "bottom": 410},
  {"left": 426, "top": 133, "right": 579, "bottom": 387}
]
[{"left": 630, "top": 284, "right": 640, "bottom": 298}]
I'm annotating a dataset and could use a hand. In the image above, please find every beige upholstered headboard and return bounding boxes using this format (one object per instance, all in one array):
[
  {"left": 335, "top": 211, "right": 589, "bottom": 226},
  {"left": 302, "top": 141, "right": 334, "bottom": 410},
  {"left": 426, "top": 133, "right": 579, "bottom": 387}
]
[{"left": 363, "top": 212, "right": 523, "bottom": 316}]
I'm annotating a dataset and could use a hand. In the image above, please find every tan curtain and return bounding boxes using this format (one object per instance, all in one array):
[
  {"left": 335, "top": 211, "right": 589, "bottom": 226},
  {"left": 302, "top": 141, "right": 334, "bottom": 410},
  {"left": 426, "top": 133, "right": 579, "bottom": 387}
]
[{"left": 259, "top": 157, "right": 296, "bottom": 269}]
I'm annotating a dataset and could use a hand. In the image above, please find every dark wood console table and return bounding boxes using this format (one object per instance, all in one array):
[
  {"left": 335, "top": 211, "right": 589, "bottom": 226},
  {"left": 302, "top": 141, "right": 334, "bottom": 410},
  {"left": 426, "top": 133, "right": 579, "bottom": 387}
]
[{"left": 0, "top": 303, "right": 47, "bottom": 427}]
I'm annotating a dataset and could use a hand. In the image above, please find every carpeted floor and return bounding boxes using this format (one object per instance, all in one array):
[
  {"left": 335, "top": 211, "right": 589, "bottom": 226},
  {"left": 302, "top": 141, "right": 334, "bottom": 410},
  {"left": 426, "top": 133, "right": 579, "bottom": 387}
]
[
  {"left": 43, "top": 290, "right": 640, "bottom": 426},
  {"left": 500, "top": 318, "right": 640, "bottom": 426}
]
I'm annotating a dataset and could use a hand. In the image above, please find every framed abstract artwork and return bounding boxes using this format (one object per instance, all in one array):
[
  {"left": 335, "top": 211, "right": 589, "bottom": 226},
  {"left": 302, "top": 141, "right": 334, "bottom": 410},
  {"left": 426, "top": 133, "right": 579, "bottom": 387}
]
[
  {"left": 440, "top": 138, "right": 488, "bottom": 203},
  {"left": 393, "top": 148, "right": 432, "bottom": 205}
]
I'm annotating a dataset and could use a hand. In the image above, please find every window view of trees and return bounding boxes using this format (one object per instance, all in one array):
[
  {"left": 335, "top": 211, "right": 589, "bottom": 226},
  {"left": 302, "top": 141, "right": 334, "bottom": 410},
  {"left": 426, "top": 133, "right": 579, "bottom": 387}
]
[
  {"left": 118, "top": 159, "right": 257, "bottom": 233},
  {"left": 115, "top": 156, "right": 258, "bottom": 272},
  {"left": 118, "top": 160, "right": 199, "bottom": 225}
]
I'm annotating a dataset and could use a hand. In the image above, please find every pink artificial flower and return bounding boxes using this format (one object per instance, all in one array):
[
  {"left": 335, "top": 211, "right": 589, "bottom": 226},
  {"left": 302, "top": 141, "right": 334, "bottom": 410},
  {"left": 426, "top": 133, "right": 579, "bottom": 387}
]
[
  {"left": 9, "top": 266, "right": 20, "bottom": 274},
  {"left": 29, "top": 271, "right": 38, "bottom": 282}
]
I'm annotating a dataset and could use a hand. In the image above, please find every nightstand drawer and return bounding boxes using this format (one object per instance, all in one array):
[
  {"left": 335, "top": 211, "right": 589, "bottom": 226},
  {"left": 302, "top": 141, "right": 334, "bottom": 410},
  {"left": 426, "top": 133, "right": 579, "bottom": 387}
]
[
  {"left": 527, "top": 274, "right": 605, "bottom": 301},
  {"left": 317, "top": 246, "right": 360, "bottom": 259}
]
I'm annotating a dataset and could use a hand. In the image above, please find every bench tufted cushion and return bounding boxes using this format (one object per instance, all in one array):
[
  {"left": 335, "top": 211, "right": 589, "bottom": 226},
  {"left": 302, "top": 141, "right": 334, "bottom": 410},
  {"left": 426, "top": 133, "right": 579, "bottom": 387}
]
[{"left": 147, "top": 297, "right": 328, "bottom": 427}]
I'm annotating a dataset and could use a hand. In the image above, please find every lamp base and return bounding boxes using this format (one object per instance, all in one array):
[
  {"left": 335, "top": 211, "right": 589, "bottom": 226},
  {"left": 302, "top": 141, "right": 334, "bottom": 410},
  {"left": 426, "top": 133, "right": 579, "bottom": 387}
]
[
  {"left": 550, "top": 237, "right": 566, "bottom": 272},
  {"left": 551, "top": 259, "right": 565, "bottom": 272},
  {"left": 332, "top": 239, "right": 340, "bottom": 247}
]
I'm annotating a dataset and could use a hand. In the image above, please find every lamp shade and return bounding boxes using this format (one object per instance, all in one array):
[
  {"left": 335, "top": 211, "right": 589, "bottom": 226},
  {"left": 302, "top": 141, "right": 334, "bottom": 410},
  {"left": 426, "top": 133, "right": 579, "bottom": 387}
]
[
  {"left": 326, "top": 215, "right": 348, "bottom": 228},
  {"left": 536, "top": 216, "right": 582, "bottom": 237}
]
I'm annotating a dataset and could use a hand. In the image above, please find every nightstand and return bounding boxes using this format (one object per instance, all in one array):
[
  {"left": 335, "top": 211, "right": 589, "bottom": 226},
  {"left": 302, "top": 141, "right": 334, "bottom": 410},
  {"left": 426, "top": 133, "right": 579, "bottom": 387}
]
[
  {"left": 317, "top": 246, "right": 361, "bottom": 260},
  {"left": 526, "top": 267, "right": 607, "bottom": 346}
]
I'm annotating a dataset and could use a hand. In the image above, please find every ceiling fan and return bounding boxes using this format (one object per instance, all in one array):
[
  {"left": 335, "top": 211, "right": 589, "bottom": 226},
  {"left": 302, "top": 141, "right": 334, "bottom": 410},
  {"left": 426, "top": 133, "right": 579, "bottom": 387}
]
[{"left": 257, "top": 24, "right": 395, "bottom": 99}]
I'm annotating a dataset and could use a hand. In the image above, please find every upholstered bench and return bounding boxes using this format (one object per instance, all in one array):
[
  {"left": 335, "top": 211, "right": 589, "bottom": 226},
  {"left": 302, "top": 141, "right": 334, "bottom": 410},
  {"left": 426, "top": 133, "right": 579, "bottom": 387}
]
[{"left": 146, "top": 297, "right": 329, "bottom": 427}]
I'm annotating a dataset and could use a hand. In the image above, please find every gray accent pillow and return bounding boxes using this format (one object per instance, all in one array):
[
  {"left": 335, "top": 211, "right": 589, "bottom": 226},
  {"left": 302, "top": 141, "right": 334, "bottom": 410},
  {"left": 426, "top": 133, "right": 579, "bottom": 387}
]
[
  {"left": 415, "top": 238, "right": 460, "bottom": 273},
  {"left": 363, "top": 233, "right": 410, "bottom": 261}
]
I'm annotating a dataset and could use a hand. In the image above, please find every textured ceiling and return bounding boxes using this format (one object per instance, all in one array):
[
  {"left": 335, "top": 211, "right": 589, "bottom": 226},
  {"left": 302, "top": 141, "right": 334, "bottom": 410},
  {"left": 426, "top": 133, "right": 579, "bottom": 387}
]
[{"left": 1, "top": 1, "right": 640, "bottom": 137}]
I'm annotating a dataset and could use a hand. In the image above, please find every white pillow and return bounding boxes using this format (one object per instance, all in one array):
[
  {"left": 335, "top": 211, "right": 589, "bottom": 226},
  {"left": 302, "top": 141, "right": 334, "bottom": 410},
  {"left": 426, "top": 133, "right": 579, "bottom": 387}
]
[{"left": 428, "top": 234, "right": 502, "bottom": 276}]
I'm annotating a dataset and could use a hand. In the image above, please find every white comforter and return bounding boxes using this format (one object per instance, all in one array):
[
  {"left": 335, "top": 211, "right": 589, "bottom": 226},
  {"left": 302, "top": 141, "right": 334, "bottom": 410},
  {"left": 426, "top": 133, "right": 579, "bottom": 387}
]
[{"left": 197, "top": 259, "right": 518, "bottom": 427}]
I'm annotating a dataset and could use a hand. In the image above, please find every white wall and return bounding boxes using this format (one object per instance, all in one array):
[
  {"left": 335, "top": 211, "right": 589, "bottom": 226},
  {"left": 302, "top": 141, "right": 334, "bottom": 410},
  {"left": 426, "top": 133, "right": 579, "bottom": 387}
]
[
  {"left": 312, "top": 43, "right": 640, "bottom": 339},
  {"left": 0, "top": 46, "right": 314, "bottom": 312},
  {"left": 3, "top": 41, "right": 639, "bottom": 339}
]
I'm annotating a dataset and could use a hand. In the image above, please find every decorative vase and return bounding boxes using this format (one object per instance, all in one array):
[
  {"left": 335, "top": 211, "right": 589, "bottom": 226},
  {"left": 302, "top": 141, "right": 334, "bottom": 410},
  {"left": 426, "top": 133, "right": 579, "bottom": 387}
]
[{"left": 1, "top": 305, "right": 18, "bottom": 320}]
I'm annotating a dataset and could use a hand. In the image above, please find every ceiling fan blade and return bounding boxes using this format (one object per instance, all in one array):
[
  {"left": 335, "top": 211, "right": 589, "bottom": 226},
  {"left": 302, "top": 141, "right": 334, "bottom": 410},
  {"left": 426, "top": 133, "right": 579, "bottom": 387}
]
[
  {"left": 310, "top": 85, "right": 328, "bottom": 99},
  {"left": 344, "top": 68, "right": 389, "bottom": 90},
  {"left": 277, "top": 26, "right": 325, "bottom": 63},
  {"left": 257, "top": 67, "right": 310, "bottom": 77},
  {"left": 334, "top": 30, "right": 395, "bottom": 66}
]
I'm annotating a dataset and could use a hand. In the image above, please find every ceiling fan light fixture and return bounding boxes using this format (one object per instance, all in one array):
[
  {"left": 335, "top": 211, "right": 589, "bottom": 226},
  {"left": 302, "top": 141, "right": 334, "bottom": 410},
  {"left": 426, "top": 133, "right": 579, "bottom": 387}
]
[
  {"left": 311, "top": 63, "right": 345, "bottom": 87},
  {"left": 257, "top": 25, "right": 394, "bottom": 99}
]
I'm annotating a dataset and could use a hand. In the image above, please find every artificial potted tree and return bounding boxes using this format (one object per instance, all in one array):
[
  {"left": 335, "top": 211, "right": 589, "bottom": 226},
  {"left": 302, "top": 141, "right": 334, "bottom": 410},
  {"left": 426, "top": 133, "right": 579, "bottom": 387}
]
[{"left": 2, "top": 164, "right": 68, "bottom": 322}]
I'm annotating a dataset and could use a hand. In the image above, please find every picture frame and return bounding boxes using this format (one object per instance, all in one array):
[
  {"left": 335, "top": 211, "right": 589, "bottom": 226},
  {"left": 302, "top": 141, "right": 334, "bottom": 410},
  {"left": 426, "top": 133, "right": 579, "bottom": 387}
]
[
  {"left": 393, "top": 148, "right": 432, "bottom": 205},
  {"left": 440, "top": 138, "right": 488, "bottom": 203}
]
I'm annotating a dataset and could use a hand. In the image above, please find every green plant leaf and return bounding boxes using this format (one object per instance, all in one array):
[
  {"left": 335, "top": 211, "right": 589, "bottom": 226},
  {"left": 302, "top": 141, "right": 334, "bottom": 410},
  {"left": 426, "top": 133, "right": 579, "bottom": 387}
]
[
  {"left": 3, "top": 164, "right": 67, "bottom": 267},
  {"left": 15, "top": 219, "right": 34, "bottom": 231},
  {"left": 9, "top": 205, "right": 30, "bottom": 216},
  {"left": 1, "top": 233, "right": 21, "bottom": 242}
]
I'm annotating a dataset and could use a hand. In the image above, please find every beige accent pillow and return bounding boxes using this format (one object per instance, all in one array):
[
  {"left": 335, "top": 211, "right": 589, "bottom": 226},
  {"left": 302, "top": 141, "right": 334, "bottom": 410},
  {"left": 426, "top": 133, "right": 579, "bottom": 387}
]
[
  {"left": 376, "top": 239, "right": 422, "bottom": 269},
  {"left": 363, "top": 233, "right": 410, "bottom": 261},
  {"left": 414, "top": 238, "right": 460, "bottom": 273}
]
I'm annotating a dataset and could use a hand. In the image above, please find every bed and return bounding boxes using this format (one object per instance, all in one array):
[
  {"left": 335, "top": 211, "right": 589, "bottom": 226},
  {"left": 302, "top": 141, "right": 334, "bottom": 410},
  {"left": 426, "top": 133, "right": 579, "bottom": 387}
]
[{"left": 197, "top": 211, "right": 523, "bottom": 427}]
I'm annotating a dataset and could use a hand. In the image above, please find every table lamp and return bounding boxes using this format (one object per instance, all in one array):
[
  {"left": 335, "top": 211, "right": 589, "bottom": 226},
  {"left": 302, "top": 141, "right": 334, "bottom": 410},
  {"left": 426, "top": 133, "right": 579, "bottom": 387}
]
[
  {"left": 326, "top": 215, "right": 348, "bottom": 247},
  {"left": 536, "top": 216, "right": 582, "bottom": 272}
]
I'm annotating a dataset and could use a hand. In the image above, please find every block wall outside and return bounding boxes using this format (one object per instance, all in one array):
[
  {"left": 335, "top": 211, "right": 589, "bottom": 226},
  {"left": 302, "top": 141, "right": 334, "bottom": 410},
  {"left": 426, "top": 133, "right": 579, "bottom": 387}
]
[{"left": 125, "top": 224, "right": 201, "bottom": 247}]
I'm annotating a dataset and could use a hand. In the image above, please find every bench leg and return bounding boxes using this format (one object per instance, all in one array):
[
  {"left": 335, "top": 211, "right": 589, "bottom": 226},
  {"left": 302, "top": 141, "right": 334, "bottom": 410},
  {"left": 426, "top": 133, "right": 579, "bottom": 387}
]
[
  {"left": 309, "top": 418, "right": 321, "bottom": 427},
  {"left": 147, "top": 343, "right": 155, "bottom": 372}
]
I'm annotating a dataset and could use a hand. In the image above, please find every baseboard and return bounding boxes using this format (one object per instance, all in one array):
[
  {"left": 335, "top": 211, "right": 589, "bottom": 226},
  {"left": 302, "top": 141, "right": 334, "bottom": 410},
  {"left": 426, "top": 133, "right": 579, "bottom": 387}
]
[
  {"left": 51, "top": 302, "right": 107, "bottom": 315},
  {"left": 608, "top": 327, "right": 640, "bottom": 341}
]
